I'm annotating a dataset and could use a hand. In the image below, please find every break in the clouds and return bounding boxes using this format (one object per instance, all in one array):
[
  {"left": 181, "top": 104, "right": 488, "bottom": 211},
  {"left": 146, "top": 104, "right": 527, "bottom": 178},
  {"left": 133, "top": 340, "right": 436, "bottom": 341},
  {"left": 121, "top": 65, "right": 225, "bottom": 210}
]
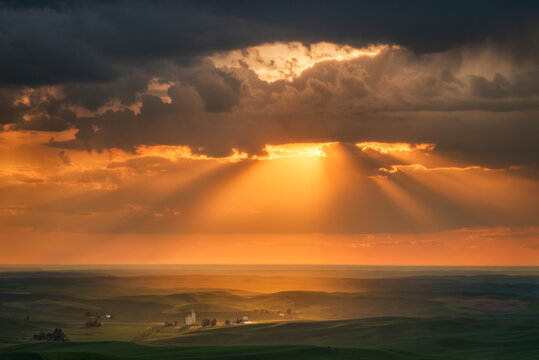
[{"left": 0, "top": 1, "right": 538, "bottom": 264}]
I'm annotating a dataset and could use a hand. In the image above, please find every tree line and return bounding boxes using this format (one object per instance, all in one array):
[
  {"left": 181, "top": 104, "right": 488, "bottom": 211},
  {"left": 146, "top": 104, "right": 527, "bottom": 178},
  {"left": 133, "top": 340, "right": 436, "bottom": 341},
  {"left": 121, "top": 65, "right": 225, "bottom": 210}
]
[{"left": 33, "top": 328, "right": 69, "bottom": 342}]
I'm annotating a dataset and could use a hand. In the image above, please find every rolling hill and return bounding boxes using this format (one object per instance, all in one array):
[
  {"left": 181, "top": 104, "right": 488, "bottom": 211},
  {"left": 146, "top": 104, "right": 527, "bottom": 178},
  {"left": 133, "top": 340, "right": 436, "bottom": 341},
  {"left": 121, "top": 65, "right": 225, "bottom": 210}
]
[{"left": 2, "top": 316, "right": 539, "bottom": 360}]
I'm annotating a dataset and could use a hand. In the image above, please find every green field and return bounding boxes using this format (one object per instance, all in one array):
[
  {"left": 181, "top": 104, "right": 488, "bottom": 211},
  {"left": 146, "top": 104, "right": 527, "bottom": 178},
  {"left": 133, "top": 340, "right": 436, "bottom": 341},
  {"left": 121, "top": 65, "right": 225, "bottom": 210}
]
[
  {"left": 1, "top": 267, "right": 538, "bottom": 359},
  {"left": 0, "top": 342, "right": 423, "bottom": 360},
  {"left": 2, "top": 316, "right": 539, "bottom": 360}
]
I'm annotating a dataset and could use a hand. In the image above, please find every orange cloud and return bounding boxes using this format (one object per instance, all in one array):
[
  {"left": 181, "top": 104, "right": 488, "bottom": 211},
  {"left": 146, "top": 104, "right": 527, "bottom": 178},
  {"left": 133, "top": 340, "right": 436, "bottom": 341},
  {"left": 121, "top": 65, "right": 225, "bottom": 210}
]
[{"left": 356, "top": 142, "right": 436, "bottom": 154}]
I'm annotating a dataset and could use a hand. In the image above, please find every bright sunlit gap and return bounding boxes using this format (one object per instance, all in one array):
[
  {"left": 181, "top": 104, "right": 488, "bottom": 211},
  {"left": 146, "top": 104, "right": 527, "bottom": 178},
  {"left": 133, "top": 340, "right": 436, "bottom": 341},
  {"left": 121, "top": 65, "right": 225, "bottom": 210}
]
[
  {"left": 211, "top": 42, "right": 393, "bottom": 82},
  {"left": 136, "top": 142, "right": 336, "bottom": 162},
  {"left": 258, "top": 142, "right": 336, "bottom": 160}
]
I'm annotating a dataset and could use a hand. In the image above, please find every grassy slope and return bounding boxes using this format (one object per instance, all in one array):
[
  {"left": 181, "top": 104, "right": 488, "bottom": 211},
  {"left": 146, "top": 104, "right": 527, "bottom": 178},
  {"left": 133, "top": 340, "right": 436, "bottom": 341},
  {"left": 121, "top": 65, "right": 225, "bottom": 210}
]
[
  {"left": 0, "top": 290, "right": 465, "bottom": 324},
  {"left": 142, "top": 317, "right": 539, "bottom": 360},
  {"left": 2, "top": 274, "right": 539, "bottom": 359},
  {"left": 2, "top": 316, "right": 539, "bottom": 360},
  {"left": 0, "top": 342, "right": 432, "bottom": 360},
  {"left": 0, "top": 318, "right": 60, "bottom": 348}
]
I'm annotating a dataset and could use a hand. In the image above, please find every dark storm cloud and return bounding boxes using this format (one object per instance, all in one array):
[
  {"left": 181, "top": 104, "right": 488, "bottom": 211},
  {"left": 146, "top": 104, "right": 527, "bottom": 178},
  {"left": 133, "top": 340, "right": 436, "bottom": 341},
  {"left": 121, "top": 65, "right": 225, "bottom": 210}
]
[
  {"left": 40, "top": 45, "right": 538, "bottom": 166},
  {"left": 0, "top": 89, "right": 20, "bottom": 125},
  {"left": 0, "top": 0, "right": 538, "bottom": 167},
  {"left": 62, "top": 73, "right": 150, "bottom": 111},
  {"left": 3, "top": 87, "right": 75, "bottom": 132},
  {"left": 0, "top": 0, "right": 537, "bottom": 86}
]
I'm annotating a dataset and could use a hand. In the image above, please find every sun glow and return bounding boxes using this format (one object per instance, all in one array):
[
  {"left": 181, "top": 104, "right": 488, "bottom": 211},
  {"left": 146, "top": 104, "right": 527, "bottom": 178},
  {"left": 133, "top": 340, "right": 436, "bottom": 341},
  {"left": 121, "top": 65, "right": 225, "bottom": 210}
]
[
  {"left": 211, "top": 42, "right": 391, "bottom": 82},
  {"left": 136, "top": 143, "right": 332, "bottom": 162},
  {"left": 258, "top": 142, "right": 336, "bottom": 160},
  {"left": 188, "top": 143, "right": 340, "bottom": 233},
  {"left": 2, "top": 131, "right": 538, "bottom": 265}
]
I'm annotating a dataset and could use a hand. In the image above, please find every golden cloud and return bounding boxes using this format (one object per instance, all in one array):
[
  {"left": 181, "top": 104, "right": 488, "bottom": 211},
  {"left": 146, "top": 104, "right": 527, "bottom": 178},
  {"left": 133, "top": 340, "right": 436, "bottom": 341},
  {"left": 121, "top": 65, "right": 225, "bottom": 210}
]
[{"left": 211, "top": 42, "right": 392, "bottom": 82}]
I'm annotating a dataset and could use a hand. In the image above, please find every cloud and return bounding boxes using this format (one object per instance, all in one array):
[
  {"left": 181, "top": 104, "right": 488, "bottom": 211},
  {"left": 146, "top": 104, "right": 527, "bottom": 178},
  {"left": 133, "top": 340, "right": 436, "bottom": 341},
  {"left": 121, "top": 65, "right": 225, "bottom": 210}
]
[
  {"left": 8, "top": 42, "right": 523, "bottom": 168},
  {"left": 58, "top": 150, "right": 71, "bottom": 166},
  {"left": 0, "top": 2, "right": 537, "bottom": 166},
  {"left": 0, "top": 1, "right": 537, "bottom": 86},
  {"left": 0, "top": 133, "right": 537, "bottom": 235}
]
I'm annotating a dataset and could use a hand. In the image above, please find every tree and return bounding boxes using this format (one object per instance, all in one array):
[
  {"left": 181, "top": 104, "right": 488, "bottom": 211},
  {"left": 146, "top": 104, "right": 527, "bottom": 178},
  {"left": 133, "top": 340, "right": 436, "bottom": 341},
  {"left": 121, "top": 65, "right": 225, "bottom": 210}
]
[
  {"left": 225, "top": 320, "right": 230, "bottom": 325},
  {"left": 211, "top": 318, "right": 217, "bottom": 326},
  {"left": 202, "top": 319, "right": 211, "bottom": 327},
  {"left": 52, "top": 328, "right": 69, "bottom": 342},
  {"left": 33, "top": 329, "right": 69, "bottom": 342}
]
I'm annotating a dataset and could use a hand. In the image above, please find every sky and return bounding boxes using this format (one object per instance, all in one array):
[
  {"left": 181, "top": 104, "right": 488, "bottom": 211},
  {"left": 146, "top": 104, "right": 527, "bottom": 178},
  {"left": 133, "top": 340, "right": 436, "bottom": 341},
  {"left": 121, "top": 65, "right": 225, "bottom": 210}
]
[{"left": 0, "top": 0, "right": 538, "bottom": 265}]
